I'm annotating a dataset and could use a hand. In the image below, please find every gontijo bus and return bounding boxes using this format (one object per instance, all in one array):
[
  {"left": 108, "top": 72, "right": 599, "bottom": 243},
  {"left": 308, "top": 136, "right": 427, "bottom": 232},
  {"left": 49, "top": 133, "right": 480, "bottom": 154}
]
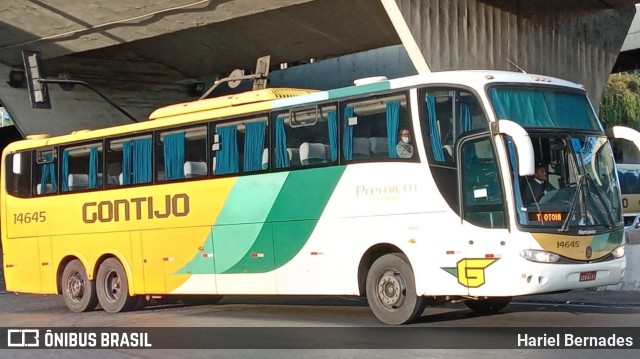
[{"left": 2, "top": 71, "right": 638, "bottom": 324}]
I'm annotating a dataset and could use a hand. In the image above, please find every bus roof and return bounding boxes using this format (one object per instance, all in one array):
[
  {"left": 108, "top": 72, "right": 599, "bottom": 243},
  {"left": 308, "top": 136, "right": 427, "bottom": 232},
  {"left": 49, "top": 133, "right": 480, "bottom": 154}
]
[
  {"left": 2, "top": 70, "right": 586, "bottom": 154},
  {"left": 149, "top": 87, "right": 319, "bottom": 120}
]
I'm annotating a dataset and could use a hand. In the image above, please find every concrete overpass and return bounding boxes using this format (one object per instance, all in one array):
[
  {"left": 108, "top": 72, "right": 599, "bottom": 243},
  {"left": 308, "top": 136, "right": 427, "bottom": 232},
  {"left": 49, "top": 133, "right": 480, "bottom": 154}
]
[
  {"left": 613, "top": 4, "right": 640, "bottom": 72},
  {"left": 0, "top": 0, "right": 637, "bottom": 135}
]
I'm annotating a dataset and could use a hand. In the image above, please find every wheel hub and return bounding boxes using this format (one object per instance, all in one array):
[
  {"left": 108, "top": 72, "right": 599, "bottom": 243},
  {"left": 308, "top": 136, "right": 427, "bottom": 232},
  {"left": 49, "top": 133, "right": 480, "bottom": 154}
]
[
  {"left": 67, "top": 273, "right": 84, "bottom": 302},
  {"left": 103, "top": 270, "right": 121, "bottom": 302},
  {"left": 377, "top": 270, "right": 406, "bottom": 308}
]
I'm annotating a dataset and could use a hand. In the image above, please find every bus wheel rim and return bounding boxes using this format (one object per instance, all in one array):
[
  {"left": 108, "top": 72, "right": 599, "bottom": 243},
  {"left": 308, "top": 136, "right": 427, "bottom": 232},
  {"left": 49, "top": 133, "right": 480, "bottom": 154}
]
[
  {"left": 103, "top": 269, "right": 121, "bottom": 302},
  {"left": 67, "top": 271, "right": 85, "bottom": 303},
  {"left": 376, "top": 269, "right": 406, "bottom": 309}
]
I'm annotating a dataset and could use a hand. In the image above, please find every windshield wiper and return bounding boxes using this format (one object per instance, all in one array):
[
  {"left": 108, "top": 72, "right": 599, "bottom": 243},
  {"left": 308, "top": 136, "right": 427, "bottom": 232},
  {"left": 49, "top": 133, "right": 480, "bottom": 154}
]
[
  {"left": 559, "top": 149, "right": 615, "bottom": 232},
  {"left": 584, "top": 173, "right": 615, "bottom": 229},
  {"left": 559, "top": 173, "right": 586, "bottom": 232}
]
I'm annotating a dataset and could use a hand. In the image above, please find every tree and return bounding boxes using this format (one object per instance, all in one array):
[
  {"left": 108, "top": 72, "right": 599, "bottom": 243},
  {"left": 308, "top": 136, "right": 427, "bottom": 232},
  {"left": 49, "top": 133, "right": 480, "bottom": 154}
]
[{"left": 599, "top": 72, "right": 640, "bottom": 129}]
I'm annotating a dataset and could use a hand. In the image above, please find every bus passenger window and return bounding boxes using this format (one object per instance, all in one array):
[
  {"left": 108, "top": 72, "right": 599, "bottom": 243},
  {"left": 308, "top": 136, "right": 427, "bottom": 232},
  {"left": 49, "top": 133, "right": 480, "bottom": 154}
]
[
  {"left": 157, "top": 126, "right": 207, "bottom": 181},
  {"left": 423, "top": 88, "right": 488, "bottom": 164},
  {"left": 212, "top": 116, "right": 268, "bottom": 175},
  {"left": 61, "top": 143, "right": 103, "bottom": 192},
  {"left": 343, "top": 94, "right": 411, "bottom": 161},
  {"left": 106, "top": 134, "right": 152, "bottom": 186},
  {"left": 4, "top": 151, "right": 32, "bottom": 198},
  {"left": 274, "top": 105, "right": 336, "bottom": 169},
  {"left": 34, "top": 148, "right": 58, "bottom": 195}
]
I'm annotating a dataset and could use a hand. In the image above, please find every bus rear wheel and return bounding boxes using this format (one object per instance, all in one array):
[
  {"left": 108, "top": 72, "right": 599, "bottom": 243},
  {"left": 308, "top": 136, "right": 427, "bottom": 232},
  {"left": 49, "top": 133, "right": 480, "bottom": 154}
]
[
  {"left": 61, "top": 259, "right": 98, "bottom": 312},
  {"left": 96, "top": 258, "right": 138, "bottom": 313},
  {"left": 365, "top": 253, "right": 426, "bottom": 325},
  {"left": 464, "top": 297, "right": 512, "bottom": 314}
]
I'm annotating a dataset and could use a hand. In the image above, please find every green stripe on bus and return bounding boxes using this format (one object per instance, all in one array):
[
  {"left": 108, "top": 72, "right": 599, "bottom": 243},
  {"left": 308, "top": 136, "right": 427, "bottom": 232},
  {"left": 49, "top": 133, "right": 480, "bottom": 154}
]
[
  {"left": 215, "top": 173, "right": 289, "bottom": 225},
  {"left": 327, "top": 81, "right": 390, "bottom": 99},
  {"left": 223, "top": 166, "right": 346, "bottom": 273},
  {"left": 177, "top": 167, "right": 345, "bottom": 275}
]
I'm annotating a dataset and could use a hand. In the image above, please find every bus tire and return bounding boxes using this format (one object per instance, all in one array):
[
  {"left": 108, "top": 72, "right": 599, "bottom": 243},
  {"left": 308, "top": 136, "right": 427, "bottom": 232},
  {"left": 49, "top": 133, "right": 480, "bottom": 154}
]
[
  {"left": 96, "top": 258, "right": 137, "bottom": 313},
  {"left": 61, "top": 259, "right": 98, "bottom": 313},
  {"left": 464, "top": 297, "right": 512, "bottom": 314},
  {"left": 365, "top": 253, "right": 426, "bottom": 325}
]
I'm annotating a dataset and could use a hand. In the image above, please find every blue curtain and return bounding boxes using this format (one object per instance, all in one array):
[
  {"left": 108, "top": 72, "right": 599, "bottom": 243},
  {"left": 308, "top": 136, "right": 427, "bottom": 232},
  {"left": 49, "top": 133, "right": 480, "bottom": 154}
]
[
  {"left": 489, "top": 88, "right": 554, "bottom": 127},
  {"left": 459, "top": 103, "right": 472, "bottom": 132},
  {"left": 342, "top": 107, "right": 354, "bottom": 160},
  {"left": 244, "top": 122, "right": 266, "bottom": 172},
  {"left": 89, "top": 147, "right": 98, "bottom": 189},
  {"left": 122, "top": 141, "right": 132, "bottom": 185},
  {"left": 39, "top": 154, "right": 57, "bottom": 194},
  {"left": 427, "top": 96, "right": 445, "bottom": 161},
  {"left": 386, "top": 101, "right": 400, "bottom": 158},
  {"left": 548, "top": 92, "right": 596, "bottom": 129},
  {"left": 215, "top": 126, "right": 239, "bottom": 175},
  {"left": 164, "top": 132, "right": 185, "bottom": 180},
  {"left": 275, "top": 117, "right": 289, "bottom": 168},
  {"left": 61, "top": 150, "right": 69, "bottom": 191},
  {"left": 327, "top": 110, "right": 338, "bottom": 161},
  {"left": 133, "top": 138, "right": 152, "bottom": 184}
]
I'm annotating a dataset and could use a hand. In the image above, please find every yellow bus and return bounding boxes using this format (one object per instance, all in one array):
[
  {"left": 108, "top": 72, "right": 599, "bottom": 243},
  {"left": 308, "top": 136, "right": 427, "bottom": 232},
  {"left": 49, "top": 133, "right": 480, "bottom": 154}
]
[{"left": 1, "top": 71, "right": 636, "bottom": 324}]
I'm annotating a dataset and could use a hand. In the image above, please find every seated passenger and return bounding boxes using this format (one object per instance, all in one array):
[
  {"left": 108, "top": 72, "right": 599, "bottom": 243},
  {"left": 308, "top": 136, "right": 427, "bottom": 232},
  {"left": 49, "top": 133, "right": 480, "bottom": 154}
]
[{"left": 396, "top": 128, "right": 414, "bottom": 159}]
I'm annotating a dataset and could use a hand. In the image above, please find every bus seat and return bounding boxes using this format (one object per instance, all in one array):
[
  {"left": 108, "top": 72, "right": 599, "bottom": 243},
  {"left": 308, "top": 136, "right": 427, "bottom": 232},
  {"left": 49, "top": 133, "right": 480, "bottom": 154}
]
[
  {"left": 287, "top": 148, "right": 300, "bottom": 167},
  {"left": 184, "top": 161, "right": 207, "bottom": 178},
  {"left": 299, "top": 142, "right": 327, "bottom": 166},
  {"left": 324, "top": 144, "right": 332, "bottom": 162},
  {"left": 352, "top": 137, "right": 370, "bottom": 160},
  {"left": 67, "top": 174, "right": 89, "bottom": 191},
  {"left": 369, "top": 137, "right": 388, "bottom": 157},
  {"left": 262, "top": 148, "right": 269, "bottom": 170},
  {"left": 36, "top": 183, "right": 54, "bottom": 195}
]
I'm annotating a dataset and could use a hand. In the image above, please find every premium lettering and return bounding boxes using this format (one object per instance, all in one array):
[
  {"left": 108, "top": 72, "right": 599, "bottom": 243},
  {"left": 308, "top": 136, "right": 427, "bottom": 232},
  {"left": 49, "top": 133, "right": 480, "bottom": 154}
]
[{"left": 83, "top": 194, "right": 189, "bottom": 223}]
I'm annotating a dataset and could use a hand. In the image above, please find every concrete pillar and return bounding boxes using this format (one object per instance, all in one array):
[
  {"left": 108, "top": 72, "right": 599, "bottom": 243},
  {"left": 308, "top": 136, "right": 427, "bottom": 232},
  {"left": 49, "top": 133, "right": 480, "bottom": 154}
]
[{"left": 386, "top": 0, "right": 635, "bottom": 106}]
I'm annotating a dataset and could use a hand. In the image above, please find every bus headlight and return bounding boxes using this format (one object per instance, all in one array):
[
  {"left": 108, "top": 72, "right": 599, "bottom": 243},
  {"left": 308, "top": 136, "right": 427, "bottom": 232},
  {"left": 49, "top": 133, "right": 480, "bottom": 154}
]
[
  {"left": 612, "top": 244, "right": 625, "bottom": 259},
  {"left": 520, "top": 249, "right": 560, "bottom": 263}
]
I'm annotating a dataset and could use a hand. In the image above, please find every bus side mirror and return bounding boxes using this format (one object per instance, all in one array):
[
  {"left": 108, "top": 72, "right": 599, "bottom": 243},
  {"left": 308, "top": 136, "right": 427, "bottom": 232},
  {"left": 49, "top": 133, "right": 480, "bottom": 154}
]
[
  {"left": 492, "top": 120, "right": 535, "bottom": 176},
  {"left": 606, "top": 126, "right": 640, "bottom": 153}
]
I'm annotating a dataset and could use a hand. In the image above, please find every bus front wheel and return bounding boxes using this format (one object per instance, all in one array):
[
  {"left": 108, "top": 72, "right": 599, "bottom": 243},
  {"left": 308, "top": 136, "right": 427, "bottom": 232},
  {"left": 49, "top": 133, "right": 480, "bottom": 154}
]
[
  {"left": 61, "top": 259, "right": 98, "bottom": 312},
  {"left": 365, "top": 253, "right": 426, "bottom": 325},
  {"left": 464, "top": 297, "right": 512, "bottom": 314},
  {"left": 96, "top": 258, "right": 138, "bottom": 313}
]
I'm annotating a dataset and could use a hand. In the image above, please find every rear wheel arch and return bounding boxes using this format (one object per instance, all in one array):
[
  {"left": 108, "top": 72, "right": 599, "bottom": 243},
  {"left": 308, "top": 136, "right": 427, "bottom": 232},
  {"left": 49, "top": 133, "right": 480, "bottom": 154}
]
[{"left": 56, "top": 255, "right": 91, "bottom": 294}]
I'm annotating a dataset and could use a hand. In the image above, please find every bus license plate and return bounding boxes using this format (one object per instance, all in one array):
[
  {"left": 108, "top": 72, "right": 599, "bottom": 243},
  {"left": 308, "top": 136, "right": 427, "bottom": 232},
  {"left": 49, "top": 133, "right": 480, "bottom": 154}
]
[{"left": 579, "top": 271, "right": 597, "bottom": 282}]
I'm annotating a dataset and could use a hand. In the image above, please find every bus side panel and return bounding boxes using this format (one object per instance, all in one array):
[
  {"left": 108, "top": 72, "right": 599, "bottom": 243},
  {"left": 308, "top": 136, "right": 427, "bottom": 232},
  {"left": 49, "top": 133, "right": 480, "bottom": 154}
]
[
  {"left": 130, "top": 231, "right": 145, "bottom": 294},
  {"left": 38, "top": 236, "right": 57, "bottom": 293},
  {"left": 213, "top": 223, "right": 277, "bottom": 294},
  {"left": 141, "top": 226, "right": 215, "bottom": 294},
  {"left": 3, "top": 237, "right": 42, "bottom": 293}
]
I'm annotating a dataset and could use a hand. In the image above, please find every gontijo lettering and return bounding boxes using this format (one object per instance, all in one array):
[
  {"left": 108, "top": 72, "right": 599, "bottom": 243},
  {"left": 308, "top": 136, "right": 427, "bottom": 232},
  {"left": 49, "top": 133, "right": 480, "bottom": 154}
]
[{"left": 82, "top": 194, "right": 189, "bottom": 223}]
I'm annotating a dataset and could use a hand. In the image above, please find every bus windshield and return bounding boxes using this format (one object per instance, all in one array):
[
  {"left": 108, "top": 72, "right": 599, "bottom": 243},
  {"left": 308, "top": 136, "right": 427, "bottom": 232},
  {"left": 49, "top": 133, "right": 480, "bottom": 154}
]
[
  {"left": 489, "top": 86, "right": 601, "bottom": 131},
  {"left": 507, "top": 132, "right": 621, "bottom": 230}
]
